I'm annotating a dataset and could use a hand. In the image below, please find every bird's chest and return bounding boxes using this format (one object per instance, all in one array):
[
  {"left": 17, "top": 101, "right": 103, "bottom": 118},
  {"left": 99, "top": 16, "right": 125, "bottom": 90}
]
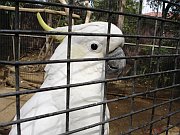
[
  {"left": 45, "top": 61, "right": 105, "bottom": 109},
  {"left": 70, "top": 61, "right": 104, "bottom": 83},
  {"left": 70, "top": 61, "right": 104, "bottom": 104}
]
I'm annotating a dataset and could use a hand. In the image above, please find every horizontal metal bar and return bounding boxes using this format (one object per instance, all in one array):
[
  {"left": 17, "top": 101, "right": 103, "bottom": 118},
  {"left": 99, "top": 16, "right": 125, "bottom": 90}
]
[
  {"left": 123, "top": 110, "right": 180, "bottom": 135},
  {"left": 60, "top": 110, "right": 180, "bottom": 135},
  {"left": 4, "top": 0, "right": 180, "bottom": 24},
  {"left": 1, "top": 96, "right": 179, "bottom": 134},
  {"left": 0, "top": 83, "right": 179, "bottom": 114},
  {"left": 0, "top": 33, "right": 46, "bottom": 38},
  {"left": 0, "top": 61, "right": 16, "bottom": 66},
  {"left": 0, "top": 100, "right": 103, "bottom": 127},
  {"left": 156, "top": 123, "right": 180, "bottom": 135},
  {"left": 0, "top": 30, "right": 179, "bottom": 41},
  {"left": 0, "top": 54, "right": 179, "bottom": 66},
  {"left": 0, "top": 87, "right": 179, "bottom": 128},
  {"left": 0, "top": 67, "right": 179, "bottom": 98},
  {"left": 0, "top": 69, "right": 180, "bottom": 98}
]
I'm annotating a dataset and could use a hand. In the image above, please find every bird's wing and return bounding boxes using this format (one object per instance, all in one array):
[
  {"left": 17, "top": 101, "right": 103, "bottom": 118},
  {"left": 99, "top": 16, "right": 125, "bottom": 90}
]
[{"left": 9, "top": 98, "right": 65, "bottom": 135}]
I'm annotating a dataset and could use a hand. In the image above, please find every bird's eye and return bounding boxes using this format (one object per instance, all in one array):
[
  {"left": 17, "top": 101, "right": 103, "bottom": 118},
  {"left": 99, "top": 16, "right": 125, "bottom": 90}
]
[
  {"left": 87, "top": 41, "right": 102, "bottom": 53},
  {"left": 91, "top": 43, "right": 98, "bottom": 50}
]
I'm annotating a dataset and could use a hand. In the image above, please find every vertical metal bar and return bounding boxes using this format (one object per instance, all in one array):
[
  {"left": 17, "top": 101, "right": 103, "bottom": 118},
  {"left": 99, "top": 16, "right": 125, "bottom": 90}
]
[
  {"left": 149, "top": 61, "right": 159, "bottom": 134},
  {"left": 128, "top": 1, "right": 142, "bottom": 134},
  {"left": 128, "top": 59, "right": 136, "bottom": 135},
  {"left": 149, "top": 51, "right": 160, "bottom": 135},
  {"left": 149, "top": 2, "right": 165, "bottom": 135},
  {"left": 165, "top": 39, "right": 179, "bottom": 135},
  {"left": 14, "top": 0, "right": 21, "bottom": 134},
  {"left": 138, "top": 0, "right": 143, "bottom": 17},
  {"left": 66, "top": 0, "right": 73, "bottom": 133},
  {"left": 101, "top": 0, "right": 112, "bottom": 134},
  {"left": 150, "top": 5, "right": 159, "bottom": 72}
]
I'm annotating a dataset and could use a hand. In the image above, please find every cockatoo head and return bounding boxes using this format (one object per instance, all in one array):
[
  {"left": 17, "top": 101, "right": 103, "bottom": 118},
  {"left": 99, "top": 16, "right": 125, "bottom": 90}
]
[{"left": 37, "top": 13, "right": 126, "bottom": 73}]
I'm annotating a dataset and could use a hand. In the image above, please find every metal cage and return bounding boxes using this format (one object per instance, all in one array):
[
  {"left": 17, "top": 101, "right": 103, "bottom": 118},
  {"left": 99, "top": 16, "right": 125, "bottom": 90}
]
[{"left": 0, "top": 0, "right": 179, "bottom": 135}]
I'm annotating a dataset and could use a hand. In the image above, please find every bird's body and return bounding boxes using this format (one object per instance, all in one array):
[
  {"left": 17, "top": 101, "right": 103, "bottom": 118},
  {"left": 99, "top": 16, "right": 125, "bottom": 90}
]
[
  {"left": 9, "top": 17, "right": 125, "bottom": 135},
  {"left": 10, "top": 53, "right": 109, "bottom": 135}
]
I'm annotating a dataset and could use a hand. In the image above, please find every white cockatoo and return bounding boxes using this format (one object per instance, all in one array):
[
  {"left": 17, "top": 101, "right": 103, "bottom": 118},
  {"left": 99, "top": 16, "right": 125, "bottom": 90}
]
[{"left": 9, "top": 13, "right": 126, "bottom": 135}]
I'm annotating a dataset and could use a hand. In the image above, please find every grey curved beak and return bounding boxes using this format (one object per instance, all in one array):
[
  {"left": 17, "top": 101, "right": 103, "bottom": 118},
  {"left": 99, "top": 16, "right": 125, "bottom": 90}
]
[{"left": 106, "top": 47, "right": 126, "bottom": 74}]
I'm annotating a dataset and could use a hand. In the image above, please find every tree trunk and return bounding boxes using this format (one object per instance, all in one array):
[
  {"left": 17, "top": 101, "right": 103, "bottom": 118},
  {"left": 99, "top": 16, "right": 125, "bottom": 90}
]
[{"left": 117, "top": 0, "right": 126, "bottom": 30}]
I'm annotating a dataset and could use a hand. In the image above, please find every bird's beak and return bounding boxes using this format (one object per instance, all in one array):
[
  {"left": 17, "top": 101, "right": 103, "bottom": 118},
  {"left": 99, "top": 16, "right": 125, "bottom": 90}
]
[
  {"left": 106, "top": 47, "right": 126, "bottom": 74},
  {"left": 37, "top": 12, "right": 66, "bottom": 41}
]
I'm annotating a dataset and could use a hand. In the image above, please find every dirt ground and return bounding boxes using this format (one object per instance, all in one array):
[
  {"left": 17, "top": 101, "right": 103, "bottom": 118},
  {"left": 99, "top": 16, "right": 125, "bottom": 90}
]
[{"left": 0, "top": 81, "right": 179, "bottom": 135}]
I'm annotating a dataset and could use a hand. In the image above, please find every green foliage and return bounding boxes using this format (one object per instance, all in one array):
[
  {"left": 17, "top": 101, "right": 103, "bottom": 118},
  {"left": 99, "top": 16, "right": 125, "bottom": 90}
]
[
  {"left": 91, "top": 0, "right": 139, "bottom": 35},
  {"left": 91, "top": 0, "right": 118, "bottom": 22},
  {"left": 124, "top": 0, "right": 139, "bottom": 13},
  {"left": 123, "top": 0, "right": 139, "bottom": 39}
]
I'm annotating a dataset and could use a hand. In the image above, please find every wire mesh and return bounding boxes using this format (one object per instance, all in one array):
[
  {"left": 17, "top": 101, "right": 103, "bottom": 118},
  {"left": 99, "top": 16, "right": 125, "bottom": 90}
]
[{"left": 0, "top": 0, "right": 180, "bottom": 135}]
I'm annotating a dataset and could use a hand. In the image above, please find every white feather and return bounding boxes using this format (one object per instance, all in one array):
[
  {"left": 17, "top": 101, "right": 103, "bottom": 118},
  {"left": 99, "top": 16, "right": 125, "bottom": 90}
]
[{"left": 9, "top": 22, "right": 124, "bottom": 135}]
